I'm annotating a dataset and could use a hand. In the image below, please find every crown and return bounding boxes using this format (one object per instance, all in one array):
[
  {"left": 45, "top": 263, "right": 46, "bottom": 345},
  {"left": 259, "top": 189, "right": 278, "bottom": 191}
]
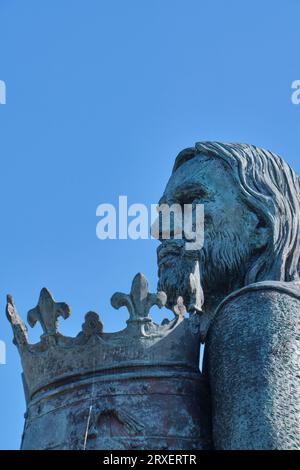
[
  {"left": 6, "top": 273, "right": 203, "bottom": 402},
  {"left": 6, "top": 273, "right": 212, "bottom": 450}
]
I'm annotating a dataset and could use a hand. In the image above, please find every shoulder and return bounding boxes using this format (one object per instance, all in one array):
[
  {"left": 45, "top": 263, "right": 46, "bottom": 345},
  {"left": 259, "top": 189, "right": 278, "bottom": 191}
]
[
  {"left": 204, "top": 281, "right": 300, "bottom": 375},
  {"left": 205, "top": 281, "right": 300, "bottom": 357},
  {"left": 216, "top": 280, "right": 300, "bottom": 312},
  {"left": 210, "top": 281, "right": 300, "bottom": 329}
]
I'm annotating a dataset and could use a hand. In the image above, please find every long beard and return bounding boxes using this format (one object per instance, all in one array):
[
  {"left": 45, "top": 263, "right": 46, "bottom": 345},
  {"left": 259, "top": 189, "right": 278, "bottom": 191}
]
[
  {"left": 158, "top": 249, "right": 200, "bottom": 310},
  {"left": 157, "top": 229, "right": 249, "bottom": 310}
]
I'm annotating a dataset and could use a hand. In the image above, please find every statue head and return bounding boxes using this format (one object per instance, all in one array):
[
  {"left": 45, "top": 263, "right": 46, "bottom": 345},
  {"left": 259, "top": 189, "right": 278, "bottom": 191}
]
[{"left": 157, "top": 142, "right": 300, "bottom": 312}]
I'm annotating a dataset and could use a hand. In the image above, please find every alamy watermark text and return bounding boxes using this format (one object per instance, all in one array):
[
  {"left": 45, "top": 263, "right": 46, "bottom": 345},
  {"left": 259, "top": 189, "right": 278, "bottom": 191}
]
[
  {"left": 96, "top": 196, "right": 204, "bottom": 251},
  {"left": 291, "top": 80, "right": 300, "bottom": 105}
]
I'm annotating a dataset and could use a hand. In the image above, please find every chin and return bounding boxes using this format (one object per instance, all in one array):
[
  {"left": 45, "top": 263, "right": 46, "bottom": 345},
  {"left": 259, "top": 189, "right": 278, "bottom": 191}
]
[{"left": 158, "top": 254, "right": 199, "bottom": 309}]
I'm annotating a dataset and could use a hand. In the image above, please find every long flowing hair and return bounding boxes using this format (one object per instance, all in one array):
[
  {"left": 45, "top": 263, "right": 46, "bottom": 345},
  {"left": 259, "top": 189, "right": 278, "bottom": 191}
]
[{"left": 173, "top": 142, "right": 300, "bottom": 284}]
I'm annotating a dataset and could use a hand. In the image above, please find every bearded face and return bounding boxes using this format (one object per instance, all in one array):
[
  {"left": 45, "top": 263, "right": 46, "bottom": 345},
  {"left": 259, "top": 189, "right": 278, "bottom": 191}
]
[
  {"left": 156, "top": 154, "right": 264, "bottom": 311},
  {"left": 157, "top": 228, "right": 250, "bottom": 310}
]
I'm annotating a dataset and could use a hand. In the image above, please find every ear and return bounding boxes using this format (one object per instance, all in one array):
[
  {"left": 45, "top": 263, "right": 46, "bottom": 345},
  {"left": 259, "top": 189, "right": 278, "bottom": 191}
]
[{"left": 252, "top": 219, "right": 270, "bottom": 251}]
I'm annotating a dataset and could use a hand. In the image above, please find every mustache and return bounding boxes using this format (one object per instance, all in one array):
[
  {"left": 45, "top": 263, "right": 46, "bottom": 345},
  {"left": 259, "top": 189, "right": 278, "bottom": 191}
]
[
  {"left": 157, "top": 240, "right": 199, "bottom": 265},
  {"left": 157, "top": 240, "right": 184, "bottom": 258},
  {"left": 158, "top": 228, "right": 250, "bottom": 303}
]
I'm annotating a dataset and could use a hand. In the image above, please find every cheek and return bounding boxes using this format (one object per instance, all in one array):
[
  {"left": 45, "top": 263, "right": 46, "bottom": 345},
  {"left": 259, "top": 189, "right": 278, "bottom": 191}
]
[{"left": 206, "top": 202, "right": 248, "bottom": 235}]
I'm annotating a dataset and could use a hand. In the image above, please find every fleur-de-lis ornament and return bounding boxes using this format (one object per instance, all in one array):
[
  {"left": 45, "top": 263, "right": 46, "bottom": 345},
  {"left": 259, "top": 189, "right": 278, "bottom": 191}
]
[
  {"left": 6, "top": 295, "right": 28, "bottom": 348},
  {"left": 111, "top": 273, "right": 167, "bottom": 322},
  {"left": 27, "top": 288, "right": 71, "bottom": 336}
]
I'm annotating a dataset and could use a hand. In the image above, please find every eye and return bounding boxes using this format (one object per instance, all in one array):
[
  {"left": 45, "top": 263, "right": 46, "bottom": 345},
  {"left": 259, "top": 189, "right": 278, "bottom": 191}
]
[{"left": 179, "top": 190, "right": 208, "bottom": 206}]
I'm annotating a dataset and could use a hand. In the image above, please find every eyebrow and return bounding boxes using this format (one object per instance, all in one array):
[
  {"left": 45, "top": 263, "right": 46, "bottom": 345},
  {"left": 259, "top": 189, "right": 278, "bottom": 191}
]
[
  {"left": 175, "top": 182, "right": 209, "bottom": 197},
  {"left": 158, "top": 182, "right": 209, "bottom": 206}
]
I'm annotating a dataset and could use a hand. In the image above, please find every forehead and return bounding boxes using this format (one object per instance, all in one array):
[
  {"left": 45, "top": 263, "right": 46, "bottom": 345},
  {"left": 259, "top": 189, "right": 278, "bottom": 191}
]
[{"left": 164, "top": 154, "right": 233, "bottom": 196}]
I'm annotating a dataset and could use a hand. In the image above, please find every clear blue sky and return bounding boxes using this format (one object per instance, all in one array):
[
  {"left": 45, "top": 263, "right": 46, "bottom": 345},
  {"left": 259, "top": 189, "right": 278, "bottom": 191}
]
[{"left": 0, "top": 0, "right": 299, "bottom": 449}]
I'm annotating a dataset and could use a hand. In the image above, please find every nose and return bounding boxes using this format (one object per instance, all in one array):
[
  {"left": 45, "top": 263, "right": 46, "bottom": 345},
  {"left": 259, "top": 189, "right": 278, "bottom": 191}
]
[
  {"left": 151, "top": 206, "right": 183, "bottom": 242},
  {"left": 150, "top": 213, "right": 164, "bottom": 241}
]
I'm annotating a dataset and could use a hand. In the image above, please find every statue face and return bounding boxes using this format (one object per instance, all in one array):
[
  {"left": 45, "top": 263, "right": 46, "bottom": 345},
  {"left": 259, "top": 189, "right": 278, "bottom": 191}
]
[{"left": 157, "top": 154, "right": 266, "bottom": 309}]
